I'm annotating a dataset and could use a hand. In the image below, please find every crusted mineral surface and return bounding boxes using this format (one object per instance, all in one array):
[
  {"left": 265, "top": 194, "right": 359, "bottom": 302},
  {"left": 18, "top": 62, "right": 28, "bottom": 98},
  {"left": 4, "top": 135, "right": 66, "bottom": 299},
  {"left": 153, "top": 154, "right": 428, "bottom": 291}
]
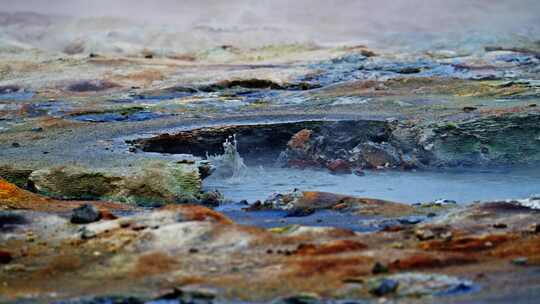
[{"left": 2, "top": 179, "right": 540, "bottom": 303}]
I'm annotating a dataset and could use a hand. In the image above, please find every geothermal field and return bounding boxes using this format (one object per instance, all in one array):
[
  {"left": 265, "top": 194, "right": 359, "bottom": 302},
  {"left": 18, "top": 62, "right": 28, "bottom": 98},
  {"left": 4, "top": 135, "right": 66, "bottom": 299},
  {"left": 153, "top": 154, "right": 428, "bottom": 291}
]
[{"left": 1, "top": 1, "right": 540, "bottom": 303}]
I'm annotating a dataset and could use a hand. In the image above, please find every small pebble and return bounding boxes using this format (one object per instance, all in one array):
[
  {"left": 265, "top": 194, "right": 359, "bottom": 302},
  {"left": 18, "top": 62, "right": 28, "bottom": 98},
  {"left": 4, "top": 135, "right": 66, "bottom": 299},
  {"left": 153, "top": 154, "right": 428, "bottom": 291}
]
[
  {"left": 415, "top": 229, "right": 435, "bottom": 241},
  {"left": 372, "top": 262, "right": 389, "bottom": 274},
  {"left": 493, "top": 223, "right": 508, "bottom": 229},
  {"left": 80, "top": 228, "right": 96, "bottom": 240}
]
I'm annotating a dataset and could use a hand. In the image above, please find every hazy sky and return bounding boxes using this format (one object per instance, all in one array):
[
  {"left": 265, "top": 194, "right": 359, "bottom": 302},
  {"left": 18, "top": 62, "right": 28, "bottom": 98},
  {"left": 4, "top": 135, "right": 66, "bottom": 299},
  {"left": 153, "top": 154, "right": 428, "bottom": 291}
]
[
  {"left": 4, "top": 0, "right": 540, "bottom": 31},
  {"left": 2, "top": 1, "right": 539, "bottom": 52}
]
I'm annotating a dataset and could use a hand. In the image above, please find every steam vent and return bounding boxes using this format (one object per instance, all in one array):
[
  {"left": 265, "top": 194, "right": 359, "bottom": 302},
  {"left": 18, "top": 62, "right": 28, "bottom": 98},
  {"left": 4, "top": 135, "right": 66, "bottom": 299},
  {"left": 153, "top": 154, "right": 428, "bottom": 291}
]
[{"left": 1, "top": 1, "right": 540, "bottom": 303}]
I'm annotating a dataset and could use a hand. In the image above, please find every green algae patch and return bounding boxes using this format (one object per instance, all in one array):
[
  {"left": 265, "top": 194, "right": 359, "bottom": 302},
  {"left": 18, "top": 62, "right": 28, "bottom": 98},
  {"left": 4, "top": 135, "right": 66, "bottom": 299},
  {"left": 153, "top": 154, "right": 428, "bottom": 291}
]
[
  {"left": 29, "top": 160, "right": 205, "bottom": 206},
  {"left": 427, "top": 113, "right": 540, "bottom": 165},
  {"left": 29, "top": 166, "right": 122, "bottom": 200},
  {"left": 115, "top": 160, "right": 202, "bottom": 206}
]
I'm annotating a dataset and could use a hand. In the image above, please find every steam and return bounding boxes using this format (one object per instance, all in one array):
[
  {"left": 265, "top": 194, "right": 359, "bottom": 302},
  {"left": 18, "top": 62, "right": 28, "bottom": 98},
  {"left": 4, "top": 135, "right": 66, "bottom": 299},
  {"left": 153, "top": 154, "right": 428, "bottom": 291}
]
[{"left": 1, "top": 0, "right": 540, "bottom": 54}]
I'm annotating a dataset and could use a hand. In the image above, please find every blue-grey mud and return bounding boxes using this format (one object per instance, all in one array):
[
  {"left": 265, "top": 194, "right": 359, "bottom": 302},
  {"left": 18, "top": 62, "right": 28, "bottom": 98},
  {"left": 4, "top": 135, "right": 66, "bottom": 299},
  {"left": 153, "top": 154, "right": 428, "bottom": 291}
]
[{"left": 2, "top": 1, "right": 540, "bottom": 303}]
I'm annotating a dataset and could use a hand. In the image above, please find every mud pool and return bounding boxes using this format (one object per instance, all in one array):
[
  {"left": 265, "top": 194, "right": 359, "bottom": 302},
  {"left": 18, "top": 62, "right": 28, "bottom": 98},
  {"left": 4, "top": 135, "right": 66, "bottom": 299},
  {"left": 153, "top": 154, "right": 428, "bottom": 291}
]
[{"left": 205, "top": 166, "right": 540, "bottom": 204}]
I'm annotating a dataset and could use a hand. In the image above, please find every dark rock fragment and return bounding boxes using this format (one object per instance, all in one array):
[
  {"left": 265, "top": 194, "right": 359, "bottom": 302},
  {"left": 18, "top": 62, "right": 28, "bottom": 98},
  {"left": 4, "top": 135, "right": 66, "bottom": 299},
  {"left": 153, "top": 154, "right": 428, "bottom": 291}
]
[
  {"left": 198, "top": 161, "right": 214, "bottom": 179},
  {"left": 360, "top": 49, "right": 377, "bottom": 57},
  {"left": 242, "top": 200, "right": 265, "bottom": 211},
  {"left": 372, "top": 262, "right": 389, "bottom": 274},
  {"left": 398, "top": 216, "right": 423, "bottom": 225},
  {"left": 493, "top": 223, "right": 508, "bottom": 229},
  {"left": 463, "top": 106, "right": 478, "bottom": 112},
  {"left": 369, "top": 279, "right": 399, "bottom": 296},
  {"left": 286, "top": 207, "right": 315, "bottom": 217},
  {"left": 157, "top": 287, "right": 216, "bottom": 304},
  {"left": 396, "top": 66, "right": 422, "bottom": 74},
  {"left": 199, "top": 79, "right": 284, "bottom": 92},
  {"left": 199, "top": 191, "right": 222, "bottom": 207},
  {"left": 71, "top": 204, "right": 101, "bottom": 224},
  {"left": 67, "top": 80, "right": 118, "bottom": 92},
  {"left": 272, "top": 293, "right": 322, "bottom": 304}
]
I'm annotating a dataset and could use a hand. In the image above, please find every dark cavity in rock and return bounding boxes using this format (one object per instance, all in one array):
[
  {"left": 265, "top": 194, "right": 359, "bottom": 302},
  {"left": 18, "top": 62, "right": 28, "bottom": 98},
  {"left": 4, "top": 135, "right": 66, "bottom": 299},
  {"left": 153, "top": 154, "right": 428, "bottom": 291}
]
[{"left": 129, "top": 120, "right": 391, "bottom": 165}]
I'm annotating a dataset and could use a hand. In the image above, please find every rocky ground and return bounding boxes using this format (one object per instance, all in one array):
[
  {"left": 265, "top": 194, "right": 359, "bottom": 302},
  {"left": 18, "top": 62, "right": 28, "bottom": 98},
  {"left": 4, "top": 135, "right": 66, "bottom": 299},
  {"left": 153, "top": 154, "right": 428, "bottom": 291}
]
[{"left": 1, "top": 33, "right": 540, "bottom": 303}]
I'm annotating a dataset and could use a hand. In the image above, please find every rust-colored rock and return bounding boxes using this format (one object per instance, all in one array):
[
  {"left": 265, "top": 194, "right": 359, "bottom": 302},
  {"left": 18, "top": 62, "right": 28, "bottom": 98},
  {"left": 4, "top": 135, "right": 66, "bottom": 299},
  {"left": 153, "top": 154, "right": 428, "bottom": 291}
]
[
  {"left": 288, "top": 129, "right": 312, "bottom": 150},
  {"left": 420, "top": 234, "right": 515, "bottom": 252},
  {"left": 389, "top": 252, "right": 476, "bottom": 270},
  {"left": 0, "top": 178, "right": 131, "bottom": 212},
  {"left": 295, "top": 240, "right": 367, "bottom": 255},
  {"left": 132, "top": 251, "right": 179, "bottom": 277},
  {"left": 160, "top": 204, "right": 233, "bottom": 224}
]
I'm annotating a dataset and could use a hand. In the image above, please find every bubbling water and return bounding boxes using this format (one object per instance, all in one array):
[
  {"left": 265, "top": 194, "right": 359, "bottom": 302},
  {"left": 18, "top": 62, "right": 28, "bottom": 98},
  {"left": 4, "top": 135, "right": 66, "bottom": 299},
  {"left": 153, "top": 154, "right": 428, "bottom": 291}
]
[
  {"left": 206, "top": 134, "right": 248, "bottom": 180},
  {"left": 204, "top": 136, "right": 540, "bottom": 205}
]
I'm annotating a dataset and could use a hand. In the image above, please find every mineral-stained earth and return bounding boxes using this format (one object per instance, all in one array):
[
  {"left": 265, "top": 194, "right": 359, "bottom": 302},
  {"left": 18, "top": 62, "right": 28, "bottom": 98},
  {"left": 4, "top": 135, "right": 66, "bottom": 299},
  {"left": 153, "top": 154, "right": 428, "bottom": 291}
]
[{"left": 2, "top": 2, "right": 540, "bottom": 303}]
